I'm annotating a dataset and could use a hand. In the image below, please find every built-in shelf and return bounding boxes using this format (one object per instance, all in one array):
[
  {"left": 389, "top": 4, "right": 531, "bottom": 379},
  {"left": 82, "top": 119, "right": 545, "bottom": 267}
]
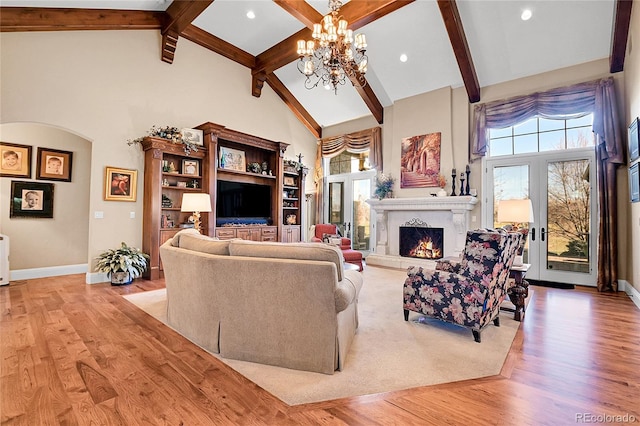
[{"left": 217, "top": 168, "right": 276, "bottom": 180}]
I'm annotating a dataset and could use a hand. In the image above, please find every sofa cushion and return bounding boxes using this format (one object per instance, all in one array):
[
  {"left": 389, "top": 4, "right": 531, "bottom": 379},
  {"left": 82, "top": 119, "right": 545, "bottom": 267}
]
[
  {"left": 229, "top": 240, "right": 345, "bottom": 281},
  {"left": 170, "top": 228, "right": 201, "bottom": 247},
  {"left": 179, "top": 233, "right": 232, "bottom": 255}
]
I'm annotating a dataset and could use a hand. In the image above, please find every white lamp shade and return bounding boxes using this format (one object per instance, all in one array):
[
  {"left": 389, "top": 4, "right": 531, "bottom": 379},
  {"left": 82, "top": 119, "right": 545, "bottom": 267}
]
[
  {"left": 497, "top": 199, "right": 533, "bottom": 223},
  {"left": 181, "top": 193, "right": 212, "bottom": 213}
]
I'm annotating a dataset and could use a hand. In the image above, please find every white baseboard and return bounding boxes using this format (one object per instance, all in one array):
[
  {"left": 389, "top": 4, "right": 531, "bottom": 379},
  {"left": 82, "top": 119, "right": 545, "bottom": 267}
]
[
  {"left": 620, "top": 280, "right": 640, "bottom": 310},
  {"left": 9, "top": 264, "right": 88, "bottom": 281},
  {"left": 86, "top": 271, "right": 110, "bottom": 285}
]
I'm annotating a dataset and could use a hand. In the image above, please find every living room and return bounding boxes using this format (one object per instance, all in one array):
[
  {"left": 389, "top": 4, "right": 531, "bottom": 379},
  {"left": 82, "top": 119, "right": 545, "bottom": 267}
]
[{"left": 1, "top": 1, "right": 639, "bottom": 423}]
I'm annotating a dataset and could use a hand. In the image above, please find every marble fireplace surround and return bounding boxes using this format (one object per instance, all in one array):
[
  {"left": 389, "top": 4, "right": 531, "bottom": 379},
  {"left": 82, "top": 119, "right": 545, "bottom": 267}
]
[{"left": 365, "top": 196, "right": 478, "bottom": 270}]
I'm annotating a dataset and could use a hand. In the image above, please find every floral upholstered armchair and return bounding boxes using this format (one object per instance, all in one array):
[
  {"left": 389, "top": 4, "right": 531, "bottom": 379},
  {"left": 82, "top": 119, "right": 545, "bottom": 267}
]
[{"left": 403, "top": 228, "right": 522, "bottom": 342}]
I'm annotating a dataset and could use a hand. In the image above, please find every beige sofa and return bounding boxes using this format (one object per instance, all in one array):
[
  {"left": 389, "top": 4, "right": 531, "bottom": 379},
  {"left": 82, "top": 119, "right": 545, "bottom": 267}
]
[{"left": 159, "top": 229, "right": 364, "bottom": 374}]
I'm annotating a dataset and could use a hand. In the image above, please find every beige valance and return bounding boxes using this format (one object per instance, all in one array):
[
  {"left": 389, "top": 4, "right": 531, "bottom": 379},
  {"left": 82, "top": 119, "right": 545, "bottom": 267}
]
[{"left": 314, "top": 127, "right": 382, "bottom": 183}]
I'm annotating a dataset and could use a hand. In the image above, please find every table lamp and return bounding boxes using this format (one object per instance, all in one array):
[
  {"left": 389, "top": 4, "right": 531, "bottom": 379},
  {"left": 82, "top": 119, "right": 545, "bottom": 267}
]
[
  {"left": 181, "top": 193, "right": 211, "bottom": 233},
  {"left": 497, "top": 198, "right": 534, "bottom": 266}
]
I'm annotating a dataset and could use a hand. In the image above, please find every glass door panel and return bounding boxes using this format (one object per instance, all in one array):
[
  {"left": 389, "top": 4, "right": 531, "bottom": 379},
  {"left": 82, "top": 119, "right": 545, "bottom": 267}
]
[
  {"left": 329, "top": 181, "right": 344, "bottom": 233},
  {"left": 541, "top": 158, "right": 594, "bottom": 283},
  {"left": 352, "top": 178, "right": 372, "bottom": 251},
  {"left": 491, "top": 164, "right": 531, "bottom": 265}
]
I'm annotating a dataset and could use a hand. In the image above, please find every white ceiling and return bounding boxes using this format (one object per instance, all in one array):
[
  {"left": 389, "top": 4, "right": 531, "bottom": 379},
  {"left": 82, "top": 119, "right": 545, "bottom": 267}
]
[{"left": 2, "top": 0, "right": 616, "bottom": 129}]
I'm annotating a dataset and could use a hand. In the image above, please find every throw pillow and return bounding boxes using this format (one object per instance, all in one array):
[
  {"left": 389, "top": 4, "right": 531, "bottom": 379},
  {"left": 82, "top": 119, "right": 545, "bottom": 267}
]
[{"left": 322, "top": 233, "right": 340, "bottom": 244}]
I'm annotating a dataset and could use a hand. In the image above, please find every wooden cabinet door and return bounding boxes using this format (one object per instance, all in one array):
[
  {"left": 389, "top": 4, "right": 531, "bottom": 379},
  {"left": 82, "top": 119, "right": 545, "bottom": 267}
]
[
  {"left": 215, "top": 228, "right": 236, "bottom": 240},
  {"left": 237, "top": 228, "right": 261, "bottom": 241},
  {"left": 261, "top": 226, "right": 277, "bottom": 242},
  {"left": 281, "top": 225, "right": 300, "bottom": 243}
]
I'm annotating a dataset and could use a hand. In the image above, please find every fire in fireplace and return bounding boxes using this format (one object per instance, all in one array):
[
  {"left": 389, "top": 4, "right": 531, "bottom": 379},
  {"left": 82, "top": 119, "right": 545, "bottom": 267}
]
[{"left": 399, "top": 219, "right": 444, "bottom": 259}]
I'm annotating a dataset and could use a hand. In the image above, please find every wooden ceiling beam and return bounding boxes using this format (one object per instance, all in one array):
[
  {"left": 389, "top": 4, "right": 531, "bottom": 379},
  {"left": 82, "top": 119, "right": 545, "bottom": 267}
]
[
  {"left": 353, "top": 78, "right": 384, "bottom": 124},
  {"left": 342, "top": 0, "right": 415, "bottom": 30},
  {"left": 265, "top": 73, "right": 322, "bottom": 138},
  {"left": 609, "top": 0, "right": 633, "bottom": 73},
  {"left": 0, "top": 7, "right": 164, "bottom": 32},
  {"left": 274, "top": 0, "right": 323, "bottom": 30},
  {"left": 181, "top": 24, "right": 255, "bottom": 68},
  {"left": 161, "top": 0, "right": 212, "bottom": 64},
  {"left": 437, "top": 0, "right": 480, "bottom": 103}
]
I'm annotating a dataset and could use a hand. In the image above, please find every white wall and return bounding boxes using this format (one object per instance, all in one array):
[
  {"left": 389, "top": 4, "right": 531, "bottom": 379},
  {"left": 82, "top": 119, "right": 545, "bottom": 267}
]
[
  {"left": 0, "top": 124, "right": 91, "bottom": 270},
  {"left": 0, "top": 30, "right": 317, "bottom": 280},
  {"left": 624, "top": 4, "right": 640, "bottom": 292}
]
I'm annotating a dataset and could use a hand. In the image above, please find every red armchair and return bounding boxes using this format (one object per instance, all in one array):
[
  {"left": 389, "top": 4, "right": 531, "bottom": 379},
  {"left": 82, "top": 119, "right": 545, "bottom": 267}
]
[
  {"left": 311, "top": 224, "right": 364, "bottom": 271},
  {"left": 311, "top": 224, "right": 352, "bottom": 250}
]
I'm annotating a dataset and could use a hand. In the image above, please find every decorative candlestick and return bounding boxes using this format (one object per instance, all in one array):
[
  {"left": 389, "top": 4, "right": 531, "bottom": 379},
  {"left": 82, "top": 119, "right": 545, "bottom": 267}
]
[
  {"left": 465, "top": 165, "right": 471, "bottom": 195},
  {"left": 459, "top": 173, "right": 465, "bottom": 196},
  {"left": 451, "top": 168, "right": 457, "bottom": 196}
]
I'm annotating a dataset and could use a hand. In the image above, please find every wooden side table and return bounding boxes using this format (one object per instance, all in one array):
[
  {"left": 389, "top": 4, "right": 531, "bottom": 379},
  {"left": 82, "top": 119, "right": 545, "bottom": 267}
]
[{"left": 504, "top": 263, "right": 530, "bottom": 322}]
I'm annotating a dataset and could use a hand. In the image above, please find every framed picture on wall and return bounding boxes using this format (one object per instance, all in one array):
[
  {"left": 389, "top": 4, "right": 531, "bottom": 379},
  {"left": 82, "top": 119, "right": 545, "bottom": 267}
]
[
  {"left": 104, "top": 166, "right": 137, "bottom": 202},
  {"left": 10, "top": 180, "right": 55, "bottom": 218},
  {"left": 1, "top": 142, "right": 32, "bottom": 178},
  {"left": 630, "top": 162, "right": 639, "bottom": 203},
  {"left": 36, "top": 147, "right": 73, "bottom": 182}
]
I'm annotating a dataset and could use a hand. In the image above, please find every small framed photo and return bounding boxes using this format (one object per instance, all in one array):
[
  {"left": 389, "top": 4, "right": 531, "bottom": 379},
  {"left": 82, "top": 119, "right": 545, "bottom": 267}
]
[
  {"left": 1, "top": 142, "right": 32, "bottom": 178},
  {"left": 284, "top": 176, "right": 296, "bottom": 186},
  {"left": 181, "top": 128, "right": 204, "bottom": 146},
  {"left": 10, "top": 180, "right": 54, "bottom": 218},
  {"left": 630, "top": 162, "right": 639, "bottom": 203},
  {"left": 104, "top": 166, "right": 137, "bottom": 202},
  {"left": 219, "top": 147, "right": 246, "bottom": 172},
  {"left": 36, "top": 147, "right": 73, "bottom": 182},
  {"left": 182, "top": 159, "right": 199, "bottom": 176}
]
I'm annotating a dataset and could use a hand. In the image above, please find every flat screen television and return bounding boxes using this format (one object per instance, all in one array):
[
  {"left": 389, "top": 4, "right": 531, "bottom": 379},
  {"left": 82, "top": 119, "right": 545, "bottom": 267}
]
[{"left": 216, "top": 180, "right": 272, "bottom": 225}]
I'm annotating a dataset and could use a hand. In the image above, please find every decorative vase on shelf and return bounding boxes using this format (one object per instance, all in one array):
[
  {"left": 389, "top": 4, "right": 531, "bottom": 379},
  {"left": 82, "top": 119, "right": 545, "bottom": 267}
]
[{"left": 436, "top": 188, "right": 447, "bottom": 197}]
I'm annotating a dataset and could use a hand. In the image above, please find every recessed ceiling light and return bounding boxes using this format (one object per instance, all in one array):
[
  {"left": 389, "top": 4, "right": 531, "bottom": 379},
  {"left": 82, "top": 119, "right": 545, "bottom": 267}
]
[
  {"left": 246, "top": 10, "right": 256, "bottom": 19},
  {"left": 521, "top": 9, "right": 532, "bottom": 21},
  {"left": 400, "top": 54, "right": 408, "bottom": 63}
]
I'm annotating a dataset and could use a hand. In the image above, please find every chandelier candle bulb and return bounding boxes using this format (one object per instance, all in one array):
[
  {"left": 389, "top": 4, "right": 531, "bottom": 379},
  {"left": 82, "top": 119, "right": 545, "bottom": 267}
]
[
  {"left": 304, "top": 60, "right": 314, "bottom": 75},
  {"left": 338, "top": 20, "right": 348, "bottom": 35},
  {"left": 297, "top": 40, "right": 306, "bottom": 55}
]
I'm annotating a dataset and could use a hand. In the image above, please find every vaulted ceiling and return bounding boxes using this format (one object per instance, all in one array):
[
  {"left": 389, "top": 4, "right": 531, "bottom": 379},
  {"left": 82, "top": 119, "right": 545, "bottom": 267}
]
[{"left": 0, "top": 1, "right": 633, "bottom": 138}]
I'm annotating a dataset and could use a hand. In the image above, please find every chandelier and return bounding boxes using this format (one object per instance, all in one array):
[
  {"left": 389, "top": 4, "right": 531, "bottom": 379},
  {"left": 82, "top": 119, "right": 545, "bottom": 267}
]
[{"left": 296, "top": 0, "right": 368, "bottom": 94}]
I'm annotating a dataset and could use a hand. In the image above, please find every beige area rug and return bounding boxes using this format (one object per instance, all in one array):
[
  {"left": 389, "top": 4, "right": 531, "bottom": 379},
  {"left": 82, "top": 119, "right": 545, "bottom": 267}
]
[{"left": 123, "top": 266, "right": 529, "bottom": 405}]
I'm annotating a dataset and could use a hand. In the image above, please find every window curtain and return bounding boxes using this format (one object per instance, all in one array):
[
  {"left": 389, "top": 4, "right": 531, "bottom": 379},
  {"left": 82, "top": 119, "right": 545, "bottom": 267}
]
[
  {"left": 470, "top": 77, "right": 623, "bottom": 291},
  {"left": 314, "top": 127, "right": 382, "bottom": 223}
]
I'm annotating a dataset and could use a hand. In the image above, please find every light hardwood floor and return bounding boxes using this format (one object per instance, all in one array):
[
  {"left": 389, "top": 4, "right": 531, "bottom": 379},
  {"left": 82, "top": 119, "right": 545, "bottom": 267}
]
[{"left": 1, "top": 274, "right": 639, "bottom": 425}]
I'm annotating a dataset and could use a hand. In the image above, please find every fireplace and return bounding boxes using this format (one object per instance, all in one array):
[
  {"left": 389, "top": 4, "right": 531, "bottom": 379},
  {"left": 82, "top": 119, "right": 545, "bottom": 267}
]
[{"left": 399, "top": 219, "right": 444, "bottom": 260}]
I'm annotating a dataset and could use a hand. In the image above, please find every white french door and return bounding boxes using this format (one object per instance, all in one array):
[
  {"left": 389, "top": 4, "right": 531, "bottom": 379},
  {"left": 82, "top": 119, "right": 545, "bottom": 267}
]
[
  {"left": 325, "top": 170, "right": 375, "bottom": 255},
  {"left": 484, "top": 148, "right": 597, "bottom": 286}
]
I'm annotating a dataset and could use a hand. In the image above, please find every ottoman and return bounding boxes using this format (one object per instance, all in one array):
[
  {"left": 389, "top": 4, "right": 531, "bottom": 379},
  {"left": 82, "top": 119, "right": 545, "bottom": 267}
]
[{"left": 342, "top": 249, "right": 363, "bottom": 272}]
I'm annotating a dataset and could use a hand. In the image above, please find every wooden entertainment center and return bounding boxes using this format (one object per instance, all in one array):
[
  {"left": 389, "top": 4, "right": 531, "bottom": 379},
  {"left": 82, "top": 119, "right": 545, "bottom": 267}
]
[{"left": 142, "top": 121, "right": 306, "bottom": 279}]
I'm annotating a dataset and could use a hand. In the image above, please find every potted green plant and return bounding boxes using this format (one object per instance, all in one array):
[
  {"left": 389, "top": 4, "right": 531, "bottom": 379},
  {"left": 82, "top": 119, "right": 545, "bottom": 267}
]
[{"left": 95, "top": 242, "right": 150, "bottom": 285}]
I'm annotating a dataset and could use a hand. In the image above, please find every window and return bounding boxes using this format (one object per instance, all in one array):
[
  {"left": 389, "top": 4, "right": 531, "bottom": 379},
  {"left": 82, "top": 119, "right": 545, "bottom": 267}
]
[
  {"left": 328, "top": 150, "right": 371, "bottom": 175},
  {"left": 488, "top": 114, "right": 594, "bottom": 157}
]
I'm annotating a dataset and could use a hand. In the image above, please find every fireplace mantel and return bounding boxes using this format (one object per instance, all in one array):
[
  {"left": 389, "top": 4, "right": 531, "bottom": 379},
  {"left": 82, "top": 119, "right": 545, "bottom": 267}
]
[
  {"left": 366, "top": 196, "right": 478, "bottom": 212},
  {"left": 365, "top": 196, "right": 478, "bottom": 269}
]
